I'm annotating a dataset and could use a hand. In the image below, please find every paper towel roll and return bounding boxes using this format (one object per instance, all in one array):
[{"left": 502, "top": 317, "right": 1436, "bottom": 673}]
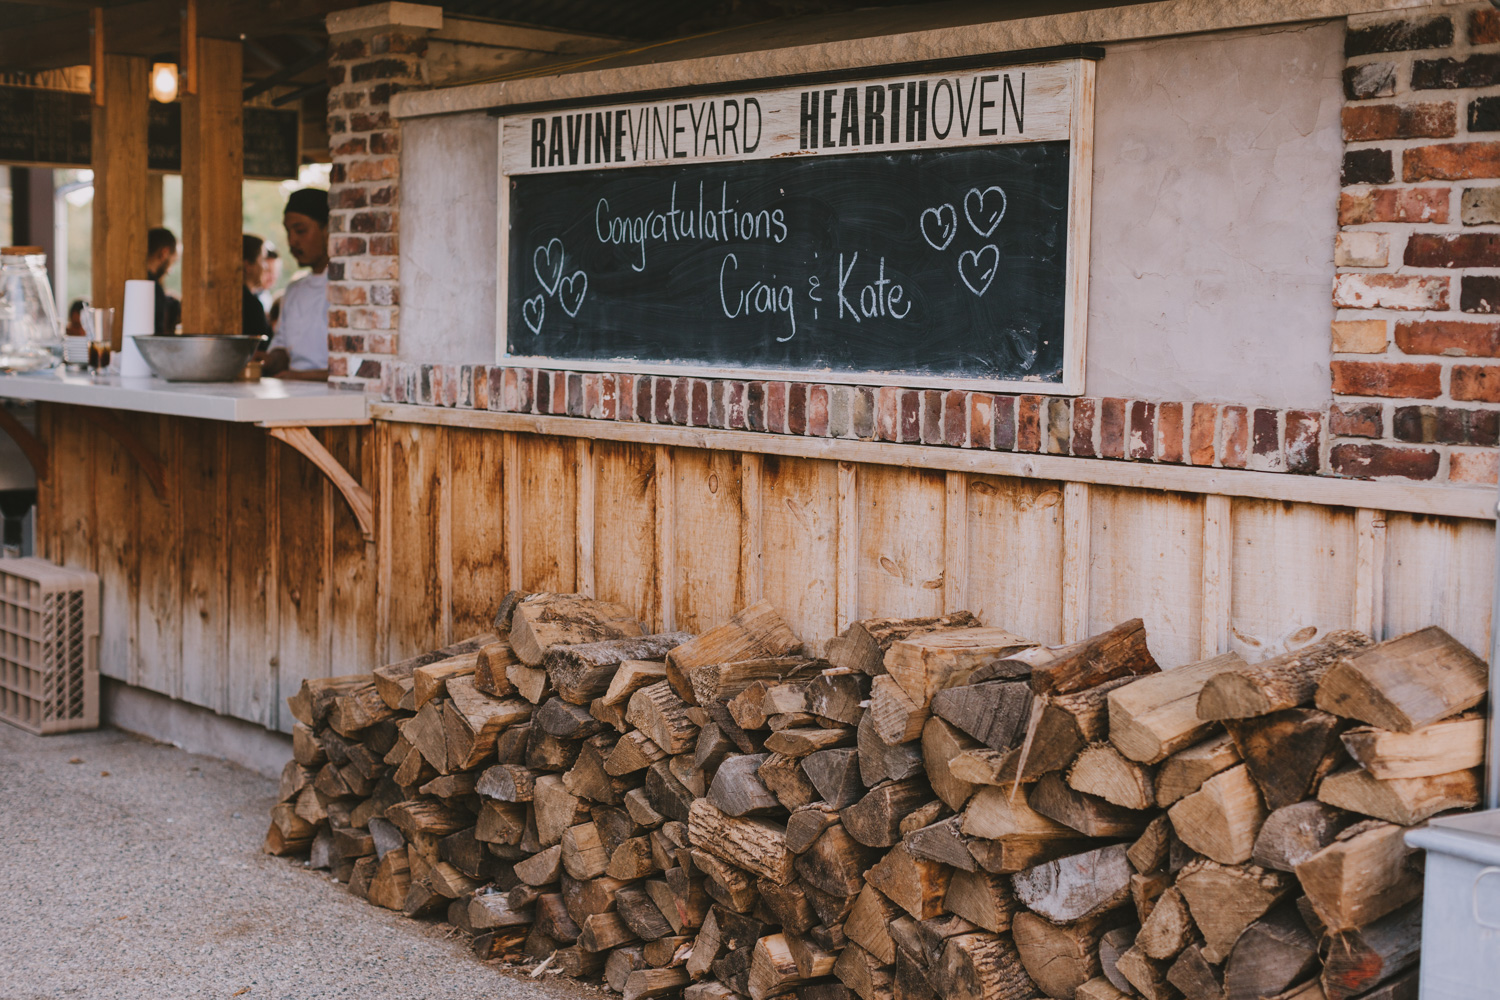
[{"left": 121, "top": 279, "right": 155, "bottom": 337}]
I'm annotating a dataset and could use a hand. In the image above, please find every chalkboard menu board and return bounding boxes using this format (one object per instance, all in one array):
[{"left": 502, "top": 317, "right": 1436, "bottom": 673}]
[
  {"left": 498, "top": 58, "right": 1095, "bottom": 393},
  {"left": 0, "top": 86, "right": 300, "bottom": 180}
]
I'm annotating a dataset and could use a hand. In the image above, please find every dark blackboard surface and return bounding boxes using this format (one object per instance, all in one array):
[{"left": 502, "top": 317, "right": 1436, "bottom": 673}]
[
  {"left": 148, "top": 104, "right": 300, "bottom": 179},
  {"left": 506, "top": 142, "right": 1071, "bottom": 383}
]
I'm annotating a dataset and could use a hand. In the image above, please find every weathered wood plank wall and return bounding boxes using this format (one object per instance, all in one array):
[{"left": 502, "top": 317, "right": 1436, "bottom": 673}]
[{"left": 34, "top": 404, "right": 1496, "bottom": 734}]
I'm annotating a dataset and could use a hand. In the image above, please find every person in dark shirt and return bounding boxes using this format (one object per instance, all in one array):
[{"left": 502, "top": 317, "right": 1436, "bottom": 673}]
[
  {"left": 145, "top": 227, "right": 180, "bottom": 334},
  {"left": 242, "top": 235, "right": 273, "bottom": 346}
]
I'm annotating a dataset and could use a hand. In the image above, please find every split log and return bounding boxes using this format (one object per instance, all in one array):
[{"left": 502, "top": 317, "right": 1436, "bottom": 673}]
[
  {"left": 709, "top": 753, "right": 780, "bottom": 816},
  {"left": 1167, "top": 943, "right": 1225, "bottom": 1000},
  {"left": 834, "top": 941, "right": 894, "bottom": 1000},
  {"left": 509, "top": 593, "right": 644, "bottom": 666},
  {"left": 787, "top": 802, "right": 842, "bottom": 853},
  {"left": 846, "top": 883, "right": 903, "bottom": 964},
  {"left": 904, "top": 816, "right": 979, "bottom": 872},
  {"left": 628, "top": 681, "right": 700, "bottom": 755},
  {"left": 606, "top": 729, "right": 670, "bottom": 776},
  {"left": 1317, "top": 765, "right": 1480, "bottom": 825},
  {"left": 329, "top": 683, "right": 398, "bottom": 737},
  {"left": 1077, "top": 979, "right": 1132, "bottom": 1000},
  {"left": 960, "top": 786, "right": 1091, "bottom": 873},
  {"left": 1168, "top": 764, "right": 1268, "bottom": 865},
  {"left": 1108, "top": 652, "right": 1248, "bottom": 763},
  {"left": 507, "top": 659, "right": 552, "bottom": 704},
  {"left": 923, "top": 717, "right": 980, "bottom": 811},
  {"left": 608, "top": 946, "right": 649, "bottom": 992},
  {"left": 1341, "top": 713, "right": 1486, "bottom": 779},
  {"left": 944, "top": 867, "right": 1017, "bottom": 933},
  {"left": 412, "top": 651, "right": 479, "bottom": 708},
  {"left": 689, "top": 656, "right": 817, "bottom": 705},
  {"left": 562, "top": 873, "right": 630, "bottom": 926},
  {"left": 579, "top": 911, "right": 639, "bottom": 952},
  {"left": 756, "top": 752, "right": 819, "bottom": 811},
  {"left": 1012, "top": 910, "right": 1121, "bottom": 999},
  {"left": 650, "top": 871, "right": 709, "bottom": 934},
  {"left": 1196, "top": 630, "right": 1373, "bottom": 720},
  {"left": 1251, "top": 801, "right": 1355, "bottom": 872},
  {"left": 1156, "top": 732, "right": 1242, "bottom": 807},
  {"left": 291, "top": 723, "right": 326, "bottom": 767},
  {"left": 514, "top": 843, "right": 562, "bottom": 885},
  {"left": 933, "top": 931, "right": 1044, "bottom": 1000},
  {"left": 858, "top": 710, "right": 925, "bottom": 786},
  {"left": 1030, "top": 772, "right": 1152, "bottom": 838},
  {"left": 386, "top": 798, "right": 470, "bottom": 838},
  {"left": 1175, "top": 859, "right": 1295, "bottom": 963},
  {"left": 367, "top": 848, "right": 412, "bottom": 910},
  {"left": 475, "top": 763, "right": 535, "bottom": 803},
  {"left": 561, "top": 821, "right": 610, "bottom": 880},
  {"left": 1097, "top": 927, "right": 1138, "bottom": 995},
  {"left": 1223, "top": 903, "right": 1319, "bottom": 1000},
  {"left": 899, "top": 798, "right": 950, "bottom": 837},
  {"left": 796, "top": 822, "right": 881, "bottom": 897},
  {"left": 764, "top": 725, "right": 853, "bottom": 757},
  {"left": 688, "top": 798, "right": 795, "bottom": 885},
  {"left": 545, "top": 631, "right": 693, "bottom": 704},
  {"left": 289, "top": 673, "right": 369, "bottom": 726},
  {"left": 803, "top": 747, "right": 864, "bottom": 809},
  {"left": 931, "top": 679, "right": 1034, "bottom": 752},
  {"left": 1320, "top": 901, "right": 1421, "bottom": 1000},
  {"left": 647, "top": 759, "right": 697, "bottom": 822},
  {"left": 759, "top": 878, "right": 818, "bottom": 934},
  {"left": 865, "top": 843, "right": 951, "bottom": 920},
  {"left": 830, "top": 611, "right": 982, "bottom": 675},
  {"left": 444, "top": 677, "right": 532, "bottom": 770},
  {"left": 1128, "top": 814, "right": 1171, "bottom": 874},
  {"left": 469, "top": 887, "right": 535, "bottom": 928},
  {"left": 1315, "top": 626, "right": 1486, "bottom": 733},
  {"left": 843, "top": 778, "right": 933, "bottom": 848},
  {"left": 1011, "top": 843, "right": 1133, "bottom": 923},
  {"left": 1013, "top": 617, "right": 1160, "bottom": 697},
  {"left": 1135, "top": 885, "right": 1196, "bottom": 960},
  {"left": 1116, "top": 946, "right": 1175, "bottom": 1000},
  {"left": 1068, "top": 742, "right": 1155, "bottom": 810},
  {"left": 1295, "top": 820, "right": 1421, "bottom": 932},
  {"left": 870, "top": 675, "right": 927, "bottom": 746},
  {"left": 666, "top": 600, "right": 804, "bottom": 703},
  {"left": 1225, "top": 708, "right": 1348, "bottom": 811},
  {"left": 473, "top": 640, "right": 518, "bottom": 697},
  {"left": 600, "top": 659, "right": 671, "bottom": 709},
  {"left": 749, "top": 933, "right": 813, "bottom": 1000},
  {"left": 624, "top": 968, "right": 691, "bottom": 1000},
  {"left": 1131, "top": 871, "right": 1172, "bottom": 924},
  {"left": 617, "top": 883, "right": 675, "bottom": 941},
  {"left": 884, "top": 627, "right": 1036, "bottom": 707},
  {"left": 534, "top": 773, "right": 590, "bottom": 847},
  {"left": 807, "top": 669, "right": 869, "bottom": 725}
]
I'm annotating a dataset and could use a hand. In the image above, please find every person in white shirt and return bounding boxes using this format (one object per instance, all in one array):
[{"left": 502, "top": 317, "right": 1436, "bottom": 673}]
[{"left": 261, "top": 188, "right": 329, "bottom": 380}]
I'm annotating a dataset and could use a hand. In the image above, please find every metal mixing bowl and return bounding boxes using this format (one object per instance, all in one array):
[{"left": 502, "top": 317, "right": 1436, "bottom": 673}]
[{"left": 131, "top": 335, "right": 260, "bottom": 382}]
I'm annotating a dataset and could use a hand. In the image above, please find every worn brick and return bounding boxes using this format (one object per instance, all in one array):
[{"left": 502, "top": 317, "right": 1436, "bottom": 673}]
[
  {"left": 1335, "top": 231, "right": 1390, "bottom": 268},
  {"left": 1100, "top": 397, "right": 1126, "bottom": 459},
  {"left": 1405, "top": 232, "right": 1500, "bottom": 268},
  {"left": 786, "top": 382, "right": 807, "bottom": 434},
  {"left": 852, "top": 387, "right": 875, "bottom": 439},
  {"left": 1221, "top": 406, "right": 1249, "bottom": 468},
  {"left": 921, "top": 390, "right": 944, "bottom": 445},
  {"left": 1393, "top": 404, "right": 1500, "bottom": 445},
  {"left": 1339, "top": 186, "right": 1449, "bottom": 225},
  {"left": 1153, "top": 402, "right": 1183, "bottom": 463},
  {"left": 1251, "top": 408, "right": 1282, "bottom": 471},
  {"left": 1406, "top": 142, "right": 1500, "bottom": 181},
  {"left": 671, "top": 377, "right": 689, "bottom": 424},
  {"left": 1332, "top": 359, "right": 1443, "bottom": 397},
  {"left": 706, "top": 380, "right": 724, "bottom": 428},
  {"left": 460, "top": 365, "right": 479, "bottom": 408},
  {"left": 1072, "top": 397, "right": 1097, "bottom": 457},
  {"left": 1343, "top": 149, "right": 1393, "bottom": 185},
  {"left": 1475, "top": 7, "right": 1500, "bottom": 44},
  {"left": 827, "top": 386, "right": 851, "bottom": 438},
  {"left": 327, "top": 308, "right": 348, "bottom": 329},
  {"left": 332, "top": 236, "right": 367, "bottom": 257},
  {"left": 1333, "top": 319, "right": 1388, "bottom": 354},
  {"left": 691, "top": 379, "right": 710, "bottom": 427},
  {"left": 369, "top": 131, "right": 400, "bottom": 155},
  {"left": 552, "top": 372, "right": 569, "bottom": 415},
  {"left": 762, "top": 382, "right": 784, "bottom": 433},
  {"left": 351, "top": 57, "right": 421, "bottom": 83},
  {"left": 331, "top": 136, "right": 367, "bottom": 157},
  {"left": 1450, "top": 450, "right": 1499, "bottom": 484},
  {"left": 581, "top": 373, "right": 601, "bottom": 418},
  {"left": 1284, "top": 411, "right": 1321, "bottom": 474},
  {"left": 1017, "top": 396, "right": 1042, "bottom": 452},
  {"left": 1395, "top": 319, "right": 1500, "bottom": 357},
  {"left": 1334, "top": 273, "right": 1450, "bottom": 311},
  {"left": 630, "top": 373, "right": 648, "bottom": 422},
  {"left": 1346, "top": 15, "right": 1452, "bottom": 57},
  {"left": 349, "top": 258, "right": 398, "bottom": 283},
  {"left": 600, "top": 374, "right": 618, "bottom": 420},
  {"left": 495, "top": 368, "right": 514, "bottom": 411},
  {"left": 1452, "top": 365, "right": 1500, "bottom": 401},
  {"left": 327, "top": 355, "right": 348, "bottom": 378},
  {"left": 1463, "top": 186, "right": 1500, "bottom": 225},
  {"left": 346, "top": 158, "right": 398, "bottom": 183},
  {"left": 1412, "top": 53, "right": 1500, "bottom": 89},
  {"left": 332, "top": 37, "right": 368, "bottom": 60},
  {"left": 876, "top": 386, "right": 899, "bottom": 441},
  {"left": 726, "top": 381, "right": 746, "bottom": 429},
  {"left": 969, "top": 393, "right": 994, "bottom": 449},
  {"left": 1331, "top": 402, "right": 1384, "bottom": 438},
  {"left": 1342, "top": 102, "right": 1456, "bottom": 141},
  {"left": 1462, "top": 276, "right": 1500, "bottom": 315},
  {"left": 370, "top": 184, "right": 397, "bottom": 206},
  {"left": 994, "top": 395, "right": 1016, "bottom": 450},
  {"left": 1128, "top": 401, "right": 1155, "bottom": 460},
  {"left": 1046, "top": 398, "right": 1070, "bottom": 454},
  {"left": 899, "top": 390, "right": 921, "bottom": 443},
  {"left": 328, "top": 283, "right": 367, "bottom": 306},
  {"left": 808, "top": 385, "right": 829, "bottom": 436},
  {"left": 1190, "top": 403, "right": 1217, "bottom": 465},
  {"left": 943, "top": 390, "right": 967, "bottom": 448},
  {"left": 1330, "top": 442, "right": 1441, "bottom": 479},
  {"left": 746, "top": 381, "right": 767, "bottom": 431},
  {"left": 1344, "top": 63, "right": 1397, "bottom": 100}
]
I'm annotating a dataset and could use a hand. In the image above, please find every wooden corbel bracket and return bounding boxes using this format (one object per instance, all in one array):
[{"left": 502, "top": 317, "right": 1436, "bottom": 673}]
[
  {"left": 89, "top": 413, "right": 168, "bottom": 499},
  {"left": 264, "top": 425, "right": 375, "bottom": 541},
  {"left": 0, "top": 405, "right": 47, "bottom": 480}
]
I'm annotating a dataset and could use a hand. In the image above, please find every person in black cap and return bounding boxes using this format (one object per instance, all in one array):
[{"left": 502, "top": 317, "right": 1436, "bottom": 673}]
[
  {"left": 242, "top": 234, "right": 273, "bottom": 347},
  {"left": 260, "top": 188, "right": 329, "bottom": 379},
  {"left": 145, "top": 227, "right": 181, "bottom": 334}
]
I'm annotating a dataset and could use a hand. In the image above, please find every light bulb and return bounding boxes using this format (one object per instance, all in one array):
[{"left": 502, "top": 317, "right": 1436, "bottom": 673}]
[{"left": 150, "top": 63, "right": 179, "bottom": 103}]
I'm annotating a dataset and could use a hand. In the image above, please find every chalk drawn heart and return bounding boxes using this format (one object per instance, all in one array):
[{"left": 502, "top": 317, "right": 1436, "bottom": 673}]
[
  {"left": 522, "top": 294, "right": 545, "bottom": 334},
  {"left": 958, "top": 245, "right": 999, "bottom": 297},
  {"left": 557, "top": 270, "right": 588, "bottom": 318},
  {"left": 919, "top": 203, "right": 957, "bottom": 251},
  {"left": 964, "top": 185, "right": 1007, "bottom": 237},
  {"left": 533, "top": 238, "right": 565, "bottom": 295}
]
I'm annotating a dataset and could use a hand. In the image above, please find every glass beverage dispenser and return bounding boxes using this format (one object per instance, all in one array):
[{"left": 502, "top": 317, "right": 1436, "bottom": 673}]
[{"left": 0, "top": 247, "right": 63, "bottom": 372}]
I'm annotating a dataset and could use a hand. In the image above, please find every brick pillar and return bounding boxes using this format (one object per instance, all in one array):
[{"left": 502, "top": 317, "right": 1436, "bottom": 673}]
[
  {"left": 323, "top": 3, "right": 441, "bottom": 390},
  {"left": 1333, "top": 4, "right": 1500, "bottom": 483}
]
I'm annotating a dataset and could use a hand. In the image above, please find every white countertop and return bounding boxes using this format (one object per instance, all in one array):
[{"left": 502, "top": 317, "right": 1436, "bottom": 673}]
[{"left": 0, "top": 371, "right": 369, "bottom": 423}]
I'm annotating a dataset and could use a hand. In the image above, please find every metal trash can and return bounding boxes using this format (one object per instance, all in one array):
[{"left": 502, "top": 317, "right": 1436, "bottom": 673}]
[{"left": 1405, "top": 810, "right": 1500, "bottom": 1000}]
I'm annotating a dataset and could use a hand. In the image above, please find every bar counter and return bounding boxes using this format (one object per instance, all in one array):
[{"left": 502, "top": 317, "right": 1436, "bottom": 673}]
[{"left": 0, "top": 371, "right": 368, "bottom": 424}]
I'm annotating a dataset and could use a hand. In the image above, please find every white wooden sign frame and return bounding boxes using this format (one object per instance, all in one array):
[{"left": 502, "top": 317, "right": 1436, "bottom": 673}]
[{"left": 495, "top": 57, "right": 1095, "bottom": 395}]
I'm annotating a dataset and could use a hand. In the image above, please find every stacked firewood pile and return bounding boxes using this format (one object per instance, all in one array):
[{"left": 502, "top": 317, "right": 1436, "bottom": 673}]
[{"left": 266, "top": 593, "right": 1487, "bottom": 1000}]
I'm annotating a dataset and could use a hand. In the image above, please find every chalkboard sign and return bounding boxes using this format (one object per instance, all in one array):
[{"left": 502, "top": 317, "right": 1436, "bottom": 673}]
[
  {"left": 498, "top": 58, "right": 1095, "bottom": 393},
  {"left": 0, "top": 86, "right": 300, "bottom": 180}
]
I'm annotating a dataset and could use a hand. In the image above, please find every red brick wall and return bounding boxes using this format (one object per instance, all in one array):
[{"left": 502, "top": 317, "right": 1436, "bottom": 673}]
[
  {"left": 1335, "top": 3, "right": 1500, "bottom": 483},
  {"left": 324, "top": 21, "right": 429, "bottom": 390}
]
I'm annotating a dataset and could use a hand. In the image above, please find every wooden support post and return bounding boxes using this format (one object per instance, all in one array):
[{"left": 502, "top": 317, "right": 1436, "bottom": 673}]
[
  {"left": 91, "top": 53, "right": 149, "bottom": 347},
  {"left": 181, "top": 35, "right": 243, "bottom": 335},
  {"left": 267, "top": 426, "right": 375, "bottom": 541}
]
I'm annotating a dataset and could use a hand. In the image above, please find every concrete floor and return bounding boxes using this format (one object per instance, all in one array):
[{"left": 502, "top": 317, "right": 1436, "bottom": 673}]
[{"left": 0, "top": 724, "right": 601, "bottom": 1000}]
